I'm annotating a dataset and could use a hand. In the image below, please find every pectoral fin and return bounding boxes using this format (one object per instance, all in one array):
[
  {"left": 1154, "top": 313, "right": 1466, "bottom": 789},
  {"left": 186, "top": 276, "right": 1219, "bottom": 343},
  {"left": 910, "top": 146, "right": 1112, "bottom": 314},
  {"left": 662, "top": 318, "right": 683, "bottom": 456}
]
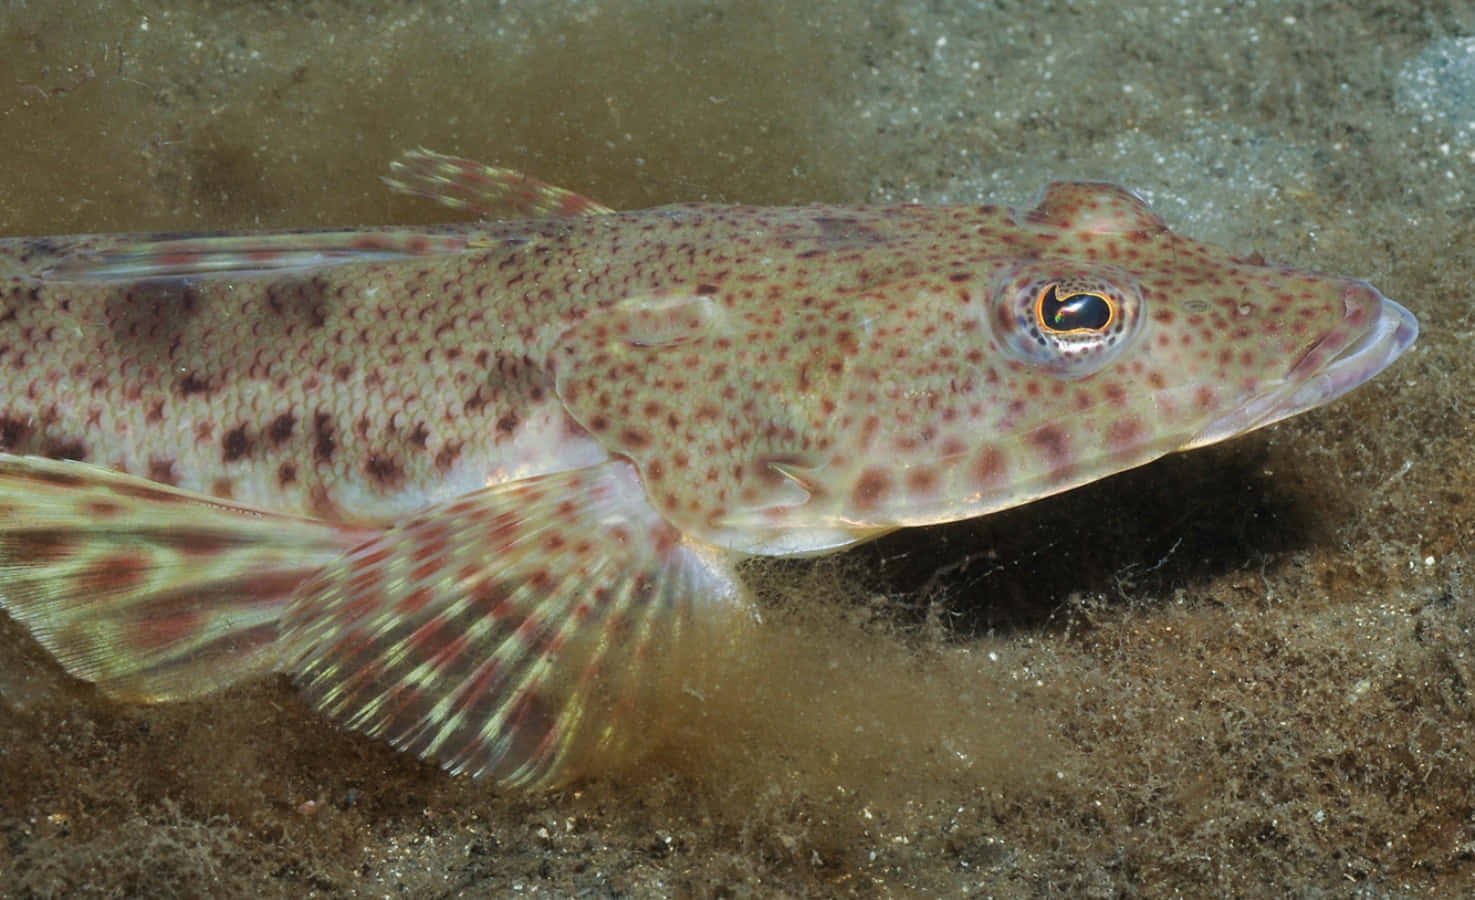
[
  {"left": 281, "top": 459, "right": 747, "bottom": 789},
  {"left": 0, "top": 455, "right": 372, "bottom": 701}
]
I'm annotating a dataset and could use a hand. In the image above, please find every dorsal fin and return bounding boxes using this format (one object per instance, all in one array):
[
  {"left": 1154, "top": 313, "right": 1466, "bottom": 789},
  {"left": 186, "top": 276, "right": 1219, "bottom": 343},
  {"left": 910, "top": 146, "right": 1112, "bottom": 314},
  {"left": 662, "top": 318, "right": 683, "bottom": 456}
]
[
  {"left": 41, "top": 228, "right": 490, "bottom": 282},
  {"left": 384, "top": 148, "right": 614, "bottom": 219},
  {"left": 1022, "top": 182, "right": 1168, "bottom": 235}
]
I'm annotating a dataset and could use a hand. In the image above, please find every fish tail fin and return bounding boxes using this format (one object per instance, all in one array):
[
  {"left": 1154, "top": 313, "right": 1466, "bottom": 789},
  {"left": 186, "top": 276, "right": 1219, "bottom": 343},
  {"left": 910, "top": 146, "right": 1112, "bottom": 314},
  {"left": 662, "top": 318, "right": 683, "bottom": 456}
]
[
  {"left": 385, "top": 148, "right": 615, "bottom": 219},
  {"left": 283, "top": 459, "right": 749, "bottom": 789},
  {"left": 0, "top": 455, "right": 373, "bottom": 701}
]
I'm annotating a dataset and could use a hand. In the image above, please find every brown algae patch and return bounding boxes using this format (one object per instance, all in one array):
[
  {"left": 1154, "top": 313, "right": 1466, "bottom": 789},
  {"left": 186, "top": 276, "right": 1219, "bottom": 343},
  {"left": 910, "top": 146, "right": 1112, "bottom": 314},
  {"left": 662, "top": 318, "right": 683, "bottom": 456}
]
[{"left": 652, "top": 555, "right": 1061, "bottom": 821}]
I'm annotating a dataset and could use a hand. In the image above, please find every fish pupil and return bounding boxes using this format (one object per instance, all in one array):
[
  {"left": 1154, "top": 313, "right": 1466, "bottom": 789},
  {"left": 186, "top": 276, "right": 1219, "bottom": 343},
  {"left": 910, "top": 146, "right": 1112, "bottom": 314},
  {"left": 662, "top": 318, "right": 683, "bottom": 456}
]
[{"left": 1039, "top": 286, "right": 1112, "bottom": 332}]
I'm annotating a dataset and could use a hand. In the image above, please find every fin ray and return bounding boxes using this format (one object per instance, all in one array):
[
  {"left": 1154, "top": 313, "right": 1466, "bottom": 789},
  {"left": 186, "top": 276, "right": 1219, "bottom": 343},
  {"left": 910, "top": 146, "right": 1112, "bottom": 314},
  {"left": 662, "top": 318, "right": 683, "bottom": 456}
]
[
  {"left": 0, "top": 455, "right": 372, "bottom": 700},
  {"left": 385, "top": 148, "right": 614, "bottom": 219},
  {"left": 282, "top": 459, "right": 745, "bottom": 789},
  {"left": 42, "top": 228, "right": 487, "bottom": 282}
]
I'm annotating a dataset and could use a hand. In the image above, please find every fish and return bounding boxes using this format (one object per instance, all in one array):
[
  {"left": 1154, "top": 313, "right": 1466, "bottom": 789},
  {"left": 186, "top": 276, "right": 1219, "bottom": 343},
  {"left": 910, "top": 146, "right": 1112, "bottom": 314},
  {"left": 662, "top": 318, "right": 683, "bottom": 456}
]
[{"left": 0, "top": 150, "right": 1418, "bottom": 788}]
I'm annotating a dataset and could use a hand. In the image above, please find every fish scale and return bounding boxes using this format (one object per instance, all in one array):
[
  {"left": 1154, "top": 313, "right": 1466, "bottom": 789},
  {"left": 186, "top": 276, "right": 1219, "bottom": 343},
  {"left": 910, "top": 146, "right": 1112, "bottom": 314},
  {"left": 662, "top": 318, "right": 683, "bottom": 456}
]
[{"left": 0, "top": 150, "right": 1417, "bottom": 788}]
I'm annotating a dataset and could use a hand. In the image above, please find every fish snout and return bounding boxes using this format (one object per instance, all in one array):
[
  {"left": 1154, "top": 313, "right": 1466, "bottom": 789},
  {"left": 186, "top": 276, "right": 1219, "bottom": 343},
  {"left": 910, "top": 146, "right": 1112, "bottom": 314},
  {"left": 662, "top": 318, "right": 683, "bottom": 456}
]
[
  {"left": 1184, "top": 279, "right": 1418, "bottom": 450},
  {"left": 1282, "top": 280, "right": 1418, "bottom": 406}
]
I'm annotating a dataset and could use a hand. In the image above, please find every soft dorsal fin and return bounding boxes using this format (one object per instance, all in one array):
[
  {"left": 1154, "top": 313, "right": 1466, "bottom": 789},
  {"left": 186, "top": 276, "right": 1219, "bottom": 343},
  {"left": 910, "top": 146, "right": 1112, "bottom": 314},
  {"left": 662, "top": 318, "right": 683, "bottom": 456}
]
[
  {"left": 41, "top": 228, "right": 490, "bottom": 283},
  {"left": 39, "top": 150, "right": 607, "bottom": 283},
  {"left": 384, "top": 148, "right": 614, "bottom": 219}
]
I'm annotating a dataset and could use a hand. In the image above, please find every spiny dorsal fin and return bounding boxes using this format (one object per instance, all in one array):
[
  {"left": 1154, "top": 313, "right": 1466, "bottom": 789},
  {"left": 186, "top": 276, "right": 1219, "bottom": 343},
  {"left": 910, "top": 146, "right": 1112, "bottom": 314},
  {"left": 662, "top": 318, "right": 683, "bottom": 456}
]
[{"left": 384, "top": 148, "right": 614, "bottom": 219}]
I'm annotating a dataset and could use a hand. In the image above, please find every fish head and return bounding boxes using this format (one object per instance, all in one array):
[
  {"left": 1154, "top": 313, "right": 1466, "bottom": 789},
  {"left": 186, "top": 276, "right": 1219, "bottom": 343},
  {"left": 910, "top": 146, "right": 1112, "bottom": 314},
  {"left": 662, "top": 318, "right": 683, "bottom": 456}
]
[
  {"left": 812, "top": 182, "right": 1419, "bottom": 536},
  {"left": 982, "top": 207, "right": 1421, "bottom": 454},
  {"left": 552, "top": 185, "right": 1418, "bottom": 555}
]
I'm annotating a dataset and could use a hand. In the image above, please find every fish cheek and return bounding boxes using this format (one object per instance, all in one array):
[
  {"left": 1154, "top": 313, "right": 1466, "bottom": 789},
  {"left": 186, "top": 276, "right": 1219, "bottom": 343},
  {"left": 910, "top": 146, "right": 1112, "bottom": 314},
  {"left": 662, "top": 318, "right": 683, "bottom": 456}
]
[{"left": 551, "top": 301, "right": 731, "bottom": 532}]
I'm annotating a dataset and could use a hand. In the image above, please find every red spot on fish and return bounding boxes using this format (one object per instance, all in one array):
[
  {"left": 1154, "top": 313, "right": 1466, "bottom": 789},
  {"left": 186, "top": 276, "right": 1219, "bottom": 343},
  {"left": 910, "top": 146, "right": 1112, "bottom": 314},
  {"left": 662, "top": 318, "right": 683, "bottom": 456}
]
[
  {"left": 411, "top": 557, "right": 444, "bottom": 583},
  {"left": 45, "top": 438, "right": 86, "bottom": 461},
  {"left": 1029, "top": 425, "right": 1071, "bottom": 469},
  {"left": 268, "top": 413, "right": 296, "bottom": 445},
  {"left": 148, "top": 457, "right": 179, "bottom": 485},
  {"left": 407, "top": 616, "right": 446, "bottom": 654},
  {"left": 84, "top": 551, "right": 148, "bottom": 592},
  {"left": 653, "top": 523, "right": 679, "bottom": 557},
  {"left": 359, "top": 451, "right": 401, "bottom": 486},
  {"left": 177, "top": 371, "right": 212, "bottom": 397},
  {"left": 85, "top": 499, "right": 122, "bottom": 518},
  {"left": 222, "top": 425, "right": 251, "bottom": 463},
  {"left": 974, "top": 446, "right": 1007, "bottom": 486},
  {"left": 852, "top": 467, "right": 892, "bottom": 511},
  {"left": 169, "top": 530, "right": 238, "bottom": 558},
  {"left": 455, "top": 661, "right": 504, "bottom": 710},
  {"left": 8, "top": 529, "right": 75, "bottom": 564},
  {"left": 312, "top": 412, "right": 336, "bottom": 463},
  {"left": 434, "top": 441, "right": 464, "bottom": 473},
  {"left": 410, "top": 525, "right": 451, "bottom": 562},
  {"left": 1107, "top": 417, "right": 1143, "bottom": 451},
  {"left": 129, "top": 605, "right": 205, "bottom": 654},
  {"left": 906, "top": 466, "right": 939, "bottom": 496},
  {"left": 399, "top": 586, "right": 434, "bottom": 616}
]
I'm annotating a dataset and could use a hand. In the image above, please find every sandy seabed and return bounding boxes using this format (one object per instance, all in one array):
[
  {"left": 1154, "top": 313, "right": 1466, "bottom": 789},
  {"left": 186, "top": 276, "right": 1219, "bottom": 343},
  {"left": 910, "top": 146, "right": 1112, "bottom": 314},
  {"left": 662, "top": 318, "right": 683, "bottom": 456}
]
[{"left": 1, "top": 1, "right": 1473, "bottom": 895}]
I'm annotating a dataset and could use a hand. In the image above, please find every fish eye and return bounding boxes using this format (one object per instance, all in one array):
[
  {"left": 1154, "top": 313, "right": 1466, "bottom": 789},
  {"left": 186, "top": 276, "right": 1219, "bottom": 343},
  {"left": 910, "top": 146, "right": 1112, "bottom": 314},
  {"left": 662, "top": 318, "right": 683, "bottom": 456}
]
[
  {"left": 1037, "top": 286, "right": 1113, "bottom": 333},
  {"left": 990, "top": 262, "right": 1146, "bottom": 378}
]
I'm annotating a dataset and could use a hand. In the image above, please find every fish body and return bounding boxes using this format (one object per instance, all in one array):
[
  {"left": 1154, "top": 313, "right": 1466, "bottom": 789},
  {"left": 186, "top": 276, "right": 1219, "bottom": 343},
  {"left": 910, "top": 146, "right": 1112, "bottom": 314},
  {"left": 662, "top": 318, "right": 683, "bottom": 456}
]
[{"left": 0, "top": 152, "right": 1418, "bottom": 786}]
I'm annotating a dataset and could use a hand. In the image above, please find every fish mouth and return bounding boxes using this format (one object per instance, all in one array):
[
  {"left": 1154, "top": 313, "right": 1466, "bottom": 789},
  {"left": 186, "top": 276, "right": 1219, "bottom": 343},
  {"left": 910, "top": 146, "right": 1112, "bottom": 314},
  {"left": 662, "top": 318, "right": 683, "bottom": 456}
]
[{"left": 1184, "top": 281, "right": 1419, "bottom": 450}]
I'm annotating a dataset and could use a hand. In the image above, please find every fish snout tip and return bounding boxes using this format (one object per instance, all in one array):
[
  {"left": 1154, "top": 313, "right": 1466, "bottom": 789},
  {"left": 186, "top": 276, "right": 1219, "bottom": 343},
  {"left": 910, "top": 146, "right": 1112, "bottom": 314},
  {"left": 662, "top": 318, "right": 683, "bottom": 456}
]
[
  {"left": 1183, "top": 280, "right": 1418, "bottom": 451},
  {"left": 1353, "top": 281, "right": 1418, "bottom": 360}
]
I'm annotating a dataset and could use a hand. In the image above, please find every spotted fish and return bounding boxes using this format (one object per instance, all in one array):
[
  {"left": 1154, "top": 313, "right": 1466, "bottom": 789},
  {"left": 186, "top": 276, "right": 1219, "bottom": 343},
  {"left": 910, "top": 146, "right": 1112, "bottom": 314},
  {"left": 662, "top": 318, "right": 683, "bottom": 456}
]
[{"left": 0, "top": 151, "right": 1417, "bottom": 788}]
